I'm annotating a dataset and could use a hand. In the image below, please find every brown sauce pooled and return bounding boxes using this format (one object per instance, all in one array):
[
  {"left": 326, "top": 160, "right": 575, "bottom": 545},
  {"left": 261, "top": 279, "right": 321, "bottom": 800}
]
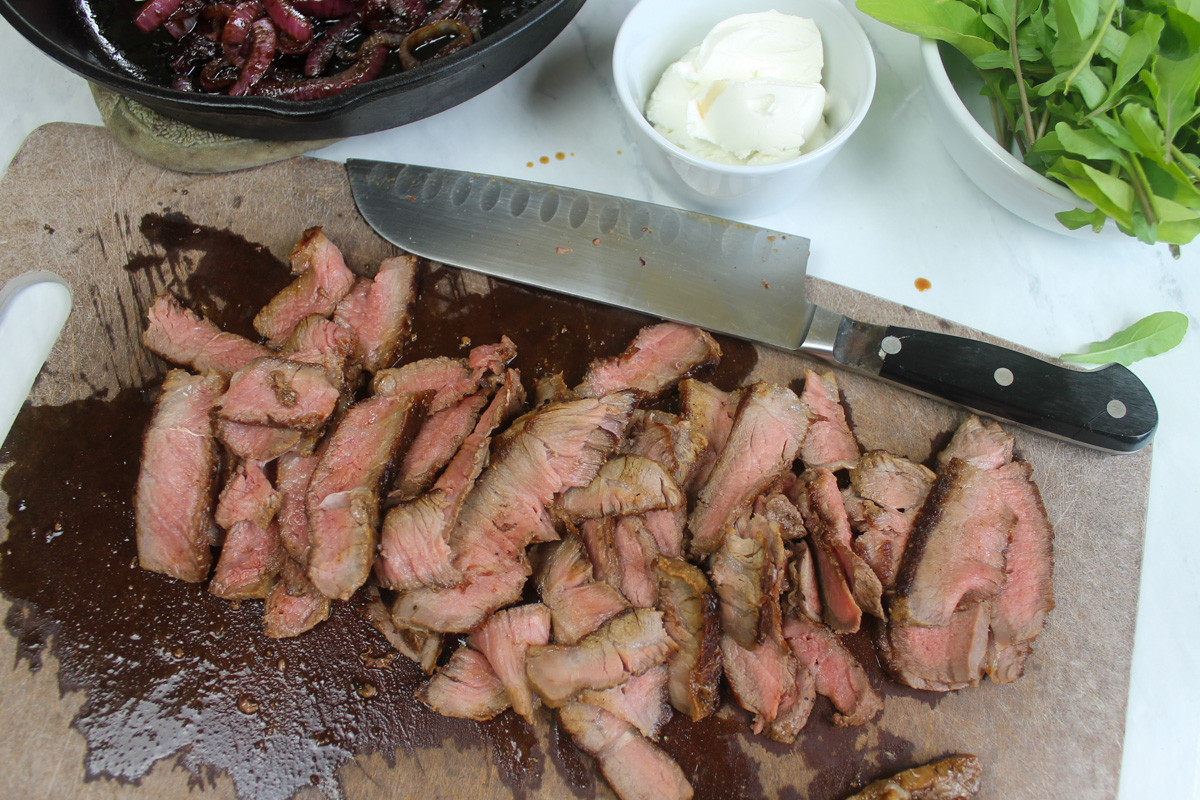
[{"left": 0, "top": 211, "right": 933, "bottom": 800}]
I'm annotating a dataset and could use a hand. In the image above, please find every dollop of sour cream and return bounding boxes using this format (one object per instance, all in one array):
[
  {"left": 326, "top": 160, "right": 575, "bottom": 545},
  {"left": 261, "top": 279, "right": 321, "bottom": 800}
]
[{"left": 644, "top": 10, "right": 829, "bottom": 166}]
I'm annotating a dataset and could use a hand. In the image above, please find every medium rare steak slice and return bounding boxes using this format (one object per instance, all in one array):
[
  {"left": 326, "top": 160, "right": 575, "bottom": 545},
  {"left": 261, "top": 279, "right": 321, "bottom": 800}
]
[
  {"left": 844, "top": 451, "right": 937, "bottom": 588},
  {"left": 253, "top": 227, "right": 357, "bottom": 344},
  {"left": 558, "top": 701, "right": 694, "bottom": 800},
  {"left": 372, "top": 337, "right": 513, "bottom": 412},
  {"left": 217, "top": 357, "right": 341, "bottom": 432},
  {"left": 218, "top": 420, "right": 302, "bottom": 463},
  {"left": 143, "top": 293, "right": 270, "bottom": 377},
  {"left": 655, "top": 557, "right": 722, "bottom": 722},
  {"left": 938, "top": 415, "right": 1015, "bottom": 471},
  {"left": 525, "top": 609, "right": 676, "bottom": 707},
  {"left": 610, "top": 516, "right": 661, "bottom": 608},
  {"left": 557, "top": 455, "right": 684, "bottom": 522},
  {"left": 580, "top": 664, "right": 671, "bottom": 740},
  {"left": 263, "top": 558, "right": 331, "bottom": 639},
  {"left": 580, "top": 517, "right": 621, "bottom": 589},
  {"left": 620, "top": 410, "right": 706, "bottom": 488},
  {"left": 331, "top": 254, "right": 418, "bottom": 373},
  {"left": 709, "top": 512, "right": 781, "bottom": 650},
  {"left": 210, "top": 520, "right": 285, "bottom": 600},
  {"left": 135, "top": 370, "right": 227, "bottom": 583},
  {"left": 721, "top": 633, "right": 814, "bottom": 743},
  {"left": 878, "top": 602, "right": 990, "bottom": 691},
  {"left": 798, "top": 370, "right": 859, "bottom": 469},
  {"left": 688, "top": 383, "right": 808, "bottom": 556},
  {"left": 782, "top": 614, "right": 882, "bottom": 726},
  {"left": 469, "top": 603, "right": 552, "bottom": 721},
  {"left": 417, "top": 646, "right": 511, "bottom": 721},
  {"left": 275, "top": 450, "right": 320, "bottom": 563},
  {"left": 575, "top": 322, "right": 720, "bottom": 399},
  {"left": 846, "top": 754, "right": 982, "bottom": 800},
  {"left": 306, "top": 392, "right": 417, "bottom": 600},
  {"left": 391, "top": 392, "right": 489, "bottom": 503},
  {"left": 280, "top": 314, "right": 356, "bottom": 386},
  {"left": 890, "top": 459, "right": 1015, "bottom": 628},
  {"left": 390, "top": 565, "right": 530, "bottom": 633},
  {"left": 986, "top": 460, "right": 1055, "bottom": 683},
  {"left": 538, "top": 535, "right": 630, "bottom": 645},
  {"left": 678, "top": 379, "right": 741, "bottom": 494},
  {"left": 214, "top": 460, "right": 280, "bottom": 532},
  {"left": 783, "top": 540, "right": 823, "bottom": 624},
  {"left": 640, "top": 507, "right": 687, "bottom": 560}
]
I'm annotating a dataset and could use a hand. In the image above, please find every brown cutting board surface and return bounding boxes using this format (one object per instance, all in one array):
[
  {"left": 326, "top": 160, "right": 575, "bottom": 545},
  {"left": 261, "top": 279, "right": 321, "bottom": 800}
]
[{"left": 0, "top": 124, "right": 1150, "bottom": 800}]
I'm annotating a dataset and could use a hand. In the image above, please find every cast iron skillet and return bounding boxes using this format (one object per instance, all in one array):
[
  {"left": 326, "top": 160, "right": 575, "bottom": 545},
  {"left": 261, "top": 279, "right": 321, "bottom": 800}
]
[{"left": 0, "top": 0, "right": 586, "bottom": 141}]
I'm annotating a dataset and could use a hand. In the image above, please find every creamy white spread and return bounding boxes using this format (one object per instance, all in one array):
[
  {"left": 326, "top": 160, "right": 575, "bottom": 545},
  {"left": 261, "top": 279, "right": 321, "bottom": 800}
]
[{"left": 644, "top": 10, "right": 829, "bottom": 166}]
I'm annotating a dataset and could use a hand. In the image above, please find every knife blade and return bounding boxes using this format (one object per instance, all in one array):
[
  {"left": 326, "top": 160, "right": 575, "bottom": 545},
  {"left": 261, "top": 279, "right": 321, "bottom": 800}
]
[{"left": 347, "top": 160, "right": 1156, "bottom": 453}]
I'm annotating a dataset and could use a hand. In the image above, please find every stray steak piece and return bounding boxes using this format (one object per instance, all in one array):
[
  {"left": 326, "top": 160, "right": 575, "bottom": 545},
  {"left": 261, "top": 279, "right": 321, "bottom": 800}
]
[
  {"left": 135, "top": 370, "right": 227, "bottom": 583},
  {"left": 372, "top": 336, "right": 513, "bottom": 412},
  {"left": 890, "top": 459, "right": 1015, "bottom": 628},
  {"left": 781, "top": 614, "right": 882, "bottom": 726},
  {"left": 878, "top": 602, "right": 990, "bottom": 691},
  {"left": 275, "top": 451, "right": 320, "bottom": 563},
  {"left": 655, "top": 557, "right": 722, "bottom": 722},
  {"left": 217, "top": 357, "right": 341, "bottom": 432},
  {"left": 580, "top": 664, "right": 671, "bottom": 740},
  {"left": 679, "top": 379, "right": 741, "bottom": 493},
  {"left": 469, "top": 603, "right": 552, "bottom": 721},
  {"left": 306, "top": 392, "right": 418, "bottom": 600},
  {"left": 253, "top": 227, "right": 357, "bottom": 344},
  {"left": 390, "top": 566, "right": 530, "bottom": 633},
  {"left": 538, "top": 535, "right": 630, "bottom": 645},
  {"left": 576, "top": 322, "right": 720, "bottom": 399},
  {"left": 214, "top": 460, "right": 281, "bottom": 532},
  {"left": 845, "top": 754, "right": 982, "bottom": 800},
  {"left": 218, "top": 420, "right": 302, "bottom": 463},
  {"left": 392, "top": 392, "right": 489, "bottom": 503},
  {"left": 688, "top": 383, "right": 809, "bottom": 556},
  {"left": 558, "top": 701, "right": 694, "bottom": 800},
  {"left": 535, "top": 372, "right": 573, "bottom": 406},
  {"left": 525, "top": 608, "right": 677, "bottom": 708},
  {"left": 142, "top": 293, "right": 270, "bottom": 377},
  {"left": 263, "top": 558, "right": 331, "bottom": 639},
  {"left": 938, "top": 415, "right": 1015, "bottom": 471},
  {"left": 986, "top": 460, "right": 1055, "bottom": 683},
  {"left": 359, "top": 585, "right": 442, "bottom": 673},
  {"left": 332, "top": 254, "right": 418, "bottom": 373},
  {"left": 209, "top": 520, "right": 285, "bottom": 600},
  {"left": 798, "top": 370, "right": 859, "bottom": 469},
  {"left": 844, "top": 451, "right": 937, "bottom": 588},
  {"left": 557, "top": 455, "right": 685, "bottom": 522},
  {"left": 417, "top": 646, "right": 511, "bottom": 721}
]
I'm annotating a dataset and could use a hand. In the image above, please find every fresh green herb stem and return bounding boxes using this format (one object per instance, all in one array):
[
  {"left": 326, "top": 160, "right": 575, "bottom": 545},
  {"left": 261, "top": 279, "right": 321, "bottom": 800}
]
[
  {"left": 1126, "top": 154, "right": 1159, "bottom": 229},
  {"left": 1009, "top": 1, "right": 1036, "bottom": 149},
  {"left": 1064, "top": 0, "right": 1121, "bottom": 94},
  {"left": 1171, "top": 144, "right": 1200, "bottom": 183}
]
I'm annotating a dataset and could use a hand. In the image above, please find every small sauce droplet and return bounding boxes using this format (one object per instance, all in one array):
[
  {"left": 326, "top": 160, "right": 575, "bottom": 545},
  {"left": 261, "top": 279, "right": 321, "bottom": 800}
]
[
  {"left": 915, "top": 277, "right": 932, "bottom": 292},
  {"left": 525, "top": 161, "right": 533, "bottom": 168},
  {"left": 555, "top": 152, "right": 566, "bottom": 161},
  {"left": 357, "top": 683, "right": 378, "bottom": 699},
  {"left": 539, "top": 156, "right": 550, "bottom": 165}
]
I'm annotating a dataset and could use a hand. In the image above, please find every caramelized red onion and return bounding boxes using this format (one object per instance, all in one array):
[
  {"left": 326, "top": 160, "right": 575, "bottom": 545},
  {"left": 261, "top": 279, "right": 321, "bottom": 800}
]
[{"left": 133, "top": 0, "right": 490, "bottom": 100}]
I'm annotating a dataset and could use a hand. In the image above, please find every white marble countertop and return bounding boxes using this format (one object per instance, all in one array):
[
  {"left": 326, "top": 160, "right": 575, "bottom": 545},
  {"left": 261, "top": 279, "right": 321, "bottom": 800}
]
[{"left": 0, "top": 2, "right": 1196, "bottom": 798}]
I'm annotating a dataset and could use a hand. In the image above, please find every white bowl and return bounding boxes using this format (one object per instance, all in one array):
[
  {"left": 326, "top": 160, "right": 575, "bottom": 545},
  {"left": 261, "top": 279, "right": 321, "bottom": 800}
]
[
  {"left": 919, "top": 38, "right": 1123, "bottom": 240},
  {"left": 612, "top": 0, "right": 877, "bottom": 219}
]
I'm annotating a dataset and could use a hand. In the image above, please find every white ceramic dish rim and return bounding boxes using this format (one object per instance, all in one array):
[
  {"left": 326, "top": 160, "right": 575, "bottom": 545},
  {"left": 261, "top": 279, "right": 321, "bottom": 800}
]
[
  {"left": 612, "top": 0, "right": 877, "bottom": 176},
  {"left": 917, "top": 38, "right": 1084, "bottom": 208}
]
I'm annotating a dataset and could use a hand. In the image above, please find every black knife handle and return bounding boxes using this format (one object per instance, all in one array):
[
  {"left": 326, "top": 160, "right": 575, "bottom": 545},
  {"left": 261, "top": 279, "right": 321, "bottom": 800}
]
[{"left": 876, "top": 326, "right": 1157, "bottom": 452}]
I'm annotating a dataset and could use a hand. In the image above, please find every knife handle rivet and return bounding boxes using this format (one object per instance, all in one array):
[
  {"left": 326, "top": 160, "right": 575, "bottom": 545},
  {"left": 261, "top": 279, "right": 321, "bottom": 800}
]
[
  {"left": 993, "top": 367, "right": 1014, "bottom": 387},
  {"left": 881, "top": 336, "right": 902, "bottom": 355},
  {"left": 1107, "top": 399, "right": 1127, "bottom": 419}
]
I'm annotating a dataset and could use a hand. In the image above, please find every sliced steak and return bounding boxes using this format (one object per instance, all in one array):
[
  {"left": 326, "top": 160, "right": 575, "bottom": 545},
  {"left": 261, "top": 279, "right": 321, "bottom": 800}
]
[
  {"left": 143, "top": 293, "right": 270, "bottom": 376},
  {"left": 720, "top": 633, "right": 813, "bottom": 743},
  {"left": 390, "top": 565, "right": 530, "bottom": 633},
  {"left": 558, "top": 701, "right": 694, "bottom": 800},
  {"left": 253, "top": 227, "right": 357, "bottom": 344},
  {"left": 392, "top": 392, "right": 489, "bottom": 503},
  {"left": 306, "top": 392, "right": 417, "bottom": 600},
  {"left": 890, "top": 459, "right": 1015, "bottom": 628},
  {"left": 798, "top": 370, "right": 858, "bottom": 469},
  {"left": 417, "top": 646, "right": 511, "bottom": 721},
  {"left": 214, "top": 460, "right": 281, "bottom": 532},
  {"left": 217, "top": 357, "right": 341, "bottom": 432},
  {"left": 535, "top": 372, "right": 573, "bottom": 406},
  {"left": 782, "top": 614, "right": 882, "bottom": 726},
  {"left": 755, "top": 492, "right": 808, "bottom": 541},
  {"left": 678, "top": 379, "right": 740, "bottom": 494},
  {"left": 938, "top": 415, "right": 1015, "bottom": 471},
  {"left": 580, "top": 517, "right": 621, "bottom": 589},
  {"left": 218, "top": 420, "right": 302, "bottom": 463},
  {"left": 844, "top": 451, "right": 937, "bottom": 588},
  {"left": 846, "top": 754, "right": 983, "bottom": 800},
  {"left": 709, "top": 512, "right": 779, "bottom": 650},
  {"left": 467, "top": 335, "right": 518, "bottom": 378},
  {"left": 610, "top": 516, "right": 661, "bottom": 608},
  {"left": 210, "top": 520, "right": 285, "bottom": 600},
  {"left": 279, "top": 314, "right": 356, "bottom": 386},
  {"left": 538, "top": 535, "right": 630, "bottom": 645},
  {"left": 263, "top": 558, "right": 331, "bottom": 638},
  {"left": 986, "top": 460, "right": 1055, "bottom": 683},
  {"left": 469, "top": 603, "right": 552, "bottom": 721},
  {"left": 878, "top": 602, "right": 991, "bottom": 691},
  {"left": 332, "top": 254, "right": 418, "bottom": 373},
  {"left": 640, "top": 507, "right": 687, "bottom": 560},
  {"left": 688, "top": 383, "right": 808, "bottom": 556},
  {"left": 620, "top": 410, "right": 706, "bottom": 488},
  {"left": 576, "top": 322, "right": 720, "bottom": 399},
  {"left": 525, "top": 609, "right": 676, "bottom": 707},
  {"left": 275, "top": 451, "right": 319, "bottom": 563},
  {"left": 580, "top": 664, "right": 671, "bottom": 740},
  {"left": 359, "top": 585, "right": 442, "bottom": 674},
  {"left": 783, "top": 540, "right": 822, "bottom": 624},
  {"left": 655, "top": 557, "right": 722, "bottom": 722},
  {"left": 135, "top": 370, "right": 227, "bottom": 583},
  {"left": 372, "top": 337, "right": 512, "bottom": 412},
  {"left": 557, "top": 455, "right": 684, "bottom": 522}
]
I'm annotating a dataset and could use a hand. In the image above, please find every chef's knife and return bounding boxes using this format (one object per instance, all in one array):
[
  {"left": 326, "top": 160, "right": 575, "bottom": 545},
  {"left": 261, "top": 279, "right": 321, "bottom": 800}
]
[{"left": 347, "top": 160, "right": 1156, "bottom": 453}]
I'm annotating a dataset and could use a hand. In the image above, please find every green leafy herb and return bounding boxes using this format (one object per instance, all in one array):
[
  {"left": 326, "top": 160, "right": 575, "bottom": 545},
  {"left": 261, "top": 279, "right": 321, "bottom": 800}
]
[
  {"left": 1060, "top": 311, "right": 1189, "bottom": 364},
  {"left": 857, "top": 0, "right": 1200, "bottom": 253}
]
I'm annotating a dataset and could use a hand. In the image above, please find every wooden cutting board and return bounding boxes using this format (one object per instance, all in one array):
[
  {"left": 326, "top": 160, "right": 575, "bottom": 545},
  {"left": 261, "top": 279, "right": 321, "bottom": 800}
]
[{"left": 0, "top": 124, "right": 1151, "bottom": 800}]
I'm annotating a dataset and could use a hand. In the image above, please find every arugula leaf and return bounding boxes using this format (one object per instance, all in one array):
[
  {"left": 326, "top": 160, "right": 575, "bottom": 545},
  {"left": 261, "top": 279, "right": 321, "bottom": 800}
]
[
  {"left": 1054, "top": 121, "right": 1126, "bottom": 160},
  {"left": 855, "top": 0, "right": 1001, "bottom": 59},
  {"left": 1060, "top": 312, "right": 1189, "bottom": 366}
]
